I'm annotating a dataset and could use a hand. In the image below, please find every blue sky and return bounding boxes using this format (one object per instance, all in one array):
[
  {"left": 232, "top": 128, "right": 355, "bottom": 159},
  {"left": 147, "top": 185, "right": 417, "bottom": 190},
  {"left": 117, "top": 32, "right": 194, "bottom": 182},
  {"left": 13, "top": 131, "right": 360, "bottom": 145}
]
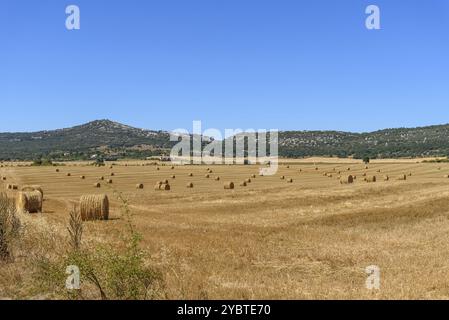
[{"left": 1, "top": 0, "right": 448, "bottom": 133}]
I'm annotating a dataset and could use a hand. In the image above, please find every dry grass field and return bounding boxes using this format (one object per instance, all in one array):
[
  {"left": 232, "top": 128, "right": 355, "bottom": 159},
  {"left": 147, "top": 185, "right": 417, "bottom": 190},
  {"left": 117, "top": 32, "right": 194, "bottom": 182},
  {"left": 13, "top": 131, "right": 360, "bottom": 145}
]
[{"left": 2, "top": 159, "right": 449, "bottom": 299}]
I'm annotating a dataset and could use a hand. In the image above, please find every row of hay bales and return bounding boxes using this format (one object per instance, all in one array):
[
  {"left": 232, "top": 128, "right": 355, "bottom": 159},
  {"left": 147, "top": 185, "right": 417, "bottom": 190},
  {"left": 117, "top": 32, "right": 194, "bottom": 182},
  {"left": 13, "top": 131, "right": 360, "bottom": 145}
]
[{"left": 338, "top": 173, "right": 412, "bottom": 184}]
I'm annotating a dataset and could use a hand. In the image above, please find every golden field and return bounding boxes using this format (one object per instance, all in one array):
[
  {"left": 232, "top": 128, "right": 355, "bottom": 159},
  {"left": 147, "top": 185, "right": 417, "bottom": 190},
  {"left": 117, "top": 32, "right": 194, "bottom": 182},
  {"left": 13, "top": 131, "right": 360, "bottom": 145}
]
[{"left": 2, "top": 159, "right": 449, "bottom": 299}]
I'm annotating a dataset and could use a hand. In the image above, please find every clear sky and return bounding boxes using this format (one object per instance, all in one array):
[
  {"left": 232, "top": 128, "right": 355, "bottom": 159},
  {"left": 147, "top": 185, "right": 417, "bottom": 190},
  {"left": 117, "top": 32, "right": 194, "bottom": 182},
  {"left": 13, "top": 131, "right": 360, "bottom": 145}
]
[{"left": 1, "top": 0, "right": 448, "bottom": 133}]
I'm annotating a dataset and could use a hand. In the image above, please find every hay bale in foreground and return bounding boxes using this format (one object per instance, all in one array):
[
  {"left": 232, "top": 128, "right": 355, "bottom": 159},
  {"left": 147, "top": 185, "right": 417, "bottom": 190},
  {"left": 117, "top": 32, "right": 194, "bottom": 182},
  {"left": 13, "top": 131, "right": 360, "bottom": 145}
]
[
  {"left": 340, "top": 175, "right": 354, "bottom": 184},
  {"left": 79, "top": 194, "right": 109, "bottom": 221},
  {"left": 224, "top": 182, "right": 234, "bottom": 190},
  {"left": 17, "top": 191, "right": 42, "bottom": 213},
  {"left": 136, "top": 183, "right": 144, "bottom": 189},
  {"left": 21, "top": 185, "right": 43, "bottom": 198}
]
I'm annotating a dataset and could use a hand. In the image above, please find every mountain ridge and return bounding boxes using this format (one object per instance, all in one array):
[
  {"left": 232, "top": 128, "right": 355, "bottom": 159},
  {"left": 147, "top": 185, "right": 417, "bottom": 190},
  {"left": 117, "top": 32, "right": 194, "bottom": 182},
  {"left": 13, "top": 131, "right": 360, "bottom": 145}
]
[{"left": 1, "top": 119, "right": 449, "bottom": 160}]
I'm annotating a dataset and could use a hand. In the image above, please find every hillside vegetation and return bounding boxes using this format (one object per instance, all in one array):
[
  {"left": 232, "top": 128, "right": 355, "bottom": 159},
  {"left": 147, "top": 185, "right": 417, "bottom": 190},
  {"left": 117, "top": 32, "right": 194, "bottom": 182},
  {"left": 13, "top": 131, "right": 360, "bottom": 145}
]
[{"left": 1, "top": 120, "right": 449, "bottom": 160}]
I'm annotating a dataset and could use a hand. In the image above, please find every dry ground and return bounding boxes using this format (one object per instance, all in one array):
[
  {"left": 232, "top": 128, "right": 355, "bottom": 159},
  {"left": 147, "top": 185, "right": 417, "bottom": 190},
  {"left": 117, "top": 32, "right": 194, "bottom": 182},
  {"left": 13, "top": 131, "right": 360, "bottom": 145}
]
[{"left": 2, "top": 159, "right": 449, "bottom": 299}]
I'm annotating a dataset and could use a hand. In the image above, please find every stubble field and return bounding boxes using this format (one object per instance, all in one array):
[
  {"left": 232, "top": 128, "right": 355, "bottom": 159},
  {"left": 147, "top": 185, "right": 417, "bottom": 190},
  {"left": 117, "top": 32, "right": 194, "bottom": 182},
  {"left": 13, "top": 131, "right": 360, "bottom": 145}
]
[{"left": 2, "top": 159, "right": 449, "bottom": 299}]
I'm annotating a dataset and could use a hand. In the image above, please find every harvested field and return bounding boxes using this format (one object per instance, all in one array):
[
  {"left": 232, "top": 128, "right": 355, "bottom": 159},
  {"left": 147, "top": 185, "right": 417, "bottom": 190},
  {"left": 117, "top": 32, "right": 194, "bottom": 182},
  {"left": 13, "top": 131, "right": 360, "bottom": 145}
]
[{"left": 2, "top": 159, "right": 449, "bottom": 299}]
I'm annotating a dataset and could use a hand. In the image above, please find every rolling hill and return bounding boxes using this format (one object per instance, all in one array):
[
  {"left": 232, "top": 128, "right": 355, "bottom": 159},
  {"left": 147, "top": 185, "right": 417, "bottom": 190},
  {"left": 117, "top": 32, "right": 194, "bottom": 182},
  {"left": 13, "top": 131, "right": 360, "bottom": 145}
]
[{"left": 1, "top": 120, "right": 449, "bottom": 160}]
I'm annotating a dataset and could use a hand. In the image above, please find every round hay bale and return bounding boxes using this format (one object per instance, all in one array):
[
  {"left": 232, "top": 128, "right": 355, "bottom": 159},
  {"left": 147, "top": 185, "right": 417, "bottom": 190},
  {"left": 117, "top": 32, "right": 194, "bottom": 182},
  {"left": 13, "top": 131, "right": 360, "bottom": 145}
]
[
  {"left": 245, "top": 178, "right": 252, "bottom": 183},
  {"left": 110, "top": 173, "right": 115, "bottom": 176},
  {"left": 2, "top": 177, "right": 6, "bottom": 180},
  {"left": 240, "top": 181, "right": 247, "bottom": 187},
  {"left": 107, "top": 179, "right": 113, "bottom": 184},
  {"left": 6, "top": 184, "right": 18, "bottom": 190},
  {"left": 280, "top": 176, "right": 285, "bottom": 180},
  {"left": 67, "top": 173, "right": 71, "bottom": 177},
  {"left": 383, "top": 175, "right": 389, "bottom": 181},
  {"left": 215, "top": 176, "right": 220, "bottom": 181},
  {"left": 224, "top": 182, "right": 234, "bottom": 190},
  {"left": 163, "top": 179, "right": 169, "bottom": 184},
  {"left": 159, "top": 183, "right": 170, "bottom": 191},
  {"left": 55, "top": 168, "right": 60, "bottom": 172},
  {"left": 286, "top": 165, "right": 290, "bottom": 169},
  {"left": 94, "top": 182, "right": 101, "bottom": 188},
  {"left": 189, "top": 173, "right": 193, "bottom": 177},
  {"left": 16, "top": 191, "right": 42, "bottom": 213},
  {"left": 20, "top": 185, "right": 43, "bottom": 198},
  {"left": 340, "top": 175, "right": 354, "bottom": 184},
  {"left": 366, "top": 175, "right": 377, "bottom": 183},
  {"left": 99, "top": 176, "right": 104, "bottom": 180},
  {"left": 347, "top": 167, "right": 351, "bottom": 171},
  {"left": 186, "top": 182, "right": 193, "bottom": 188},
  {"left": 287, "top": 178, "right": 293, "bottom": 183},
  {"left": 408, "top": 172, "right": 412, "bottom": 176},
  {"left": 156, "top": 167, "right": 160, "bottom": 171},
  {"left": 171, "top": 166, "right": 175, "bottom": 170},
  {"left": 80, "top": 175, "right": 85, "bottom": 179},
  {"left": 205, "top": 174, "right": 210, "bottom": 178},
  {"left": 397, "top": 174, "right": 407, "bottom": 181},
  {"left": 109, "top": 165, "right": 113, "bottom": 169},
  {"left": 136, "top": 183, "right": 144, "bottom": 189},
  {"left": 171, "top": 175, "right": 176, "bottom": 179},
  {"left": 251, "top": 174, "right": 256, "bottom": 178},
  {"left": 79, "top": 194, "right": 109, "bottom": 221},
  {"left": 377, "top": 169, "right": 381, "bottom": 173},
  {"left": 444, "top": 175, "right": 449, "bottom": 179},
  {"left": 362, "top": 173, "right": 367, "bottom": 177}
]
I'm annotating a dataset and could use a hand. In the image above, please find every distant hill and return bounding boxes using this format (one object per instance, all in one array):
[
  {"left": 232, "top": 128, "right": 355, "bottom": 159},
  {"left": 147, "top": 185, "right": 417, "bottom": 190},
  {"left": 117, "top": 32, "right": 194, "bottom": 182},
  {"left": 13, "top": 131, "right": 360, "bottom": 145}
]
[
  {"left": 0, "top": 120, "right": 175, "bottom": 160},
  {"left": 1, "top": 120, "right": 449, "bottom": 160}
]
